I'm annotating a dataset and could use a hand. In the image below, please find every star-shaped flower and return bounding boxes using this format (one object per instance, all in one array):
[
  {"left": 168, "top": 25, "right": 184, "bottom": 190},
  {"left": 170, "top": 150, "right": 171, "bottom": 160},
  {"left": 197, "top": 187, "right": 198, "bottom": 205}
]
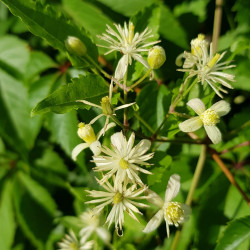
[
  {"left": 143, "top": 174, "right": 190, "bottom": 237},
  {"left": 179, "top": 34, "right": 235, "bottom": 98},
  {"left": 97, "top": 22, "right": 160, "bottom": 80},
  {"left": 86, "top": 177, "right": 148, "bottom": 235},
  {"left": 179, "top": 98, "right": 231, "bottom": 144},
  {"left": 92, "top": 131, "right": 153, "bottom": 187}
]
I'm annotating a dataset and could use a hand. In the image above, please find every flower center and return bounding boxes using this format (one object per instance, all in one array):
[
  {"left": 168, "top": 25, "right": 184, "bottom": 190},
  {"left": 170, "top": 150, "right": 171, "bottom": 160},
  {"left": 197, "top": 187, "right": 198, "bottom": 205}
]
[
  {"left": 165, "top": 202, "right": 184, "bottom": 226},
  {"left": 119, "top": 158, "right": 129, "bottom": 169},
  {"left": 101, "top": 96, "right": 113, "bottom": 115},
  {"left": 113, "top": 192, "right": 123, "bottom": 204},
  {"left": 69, "top": 242, "right": 78, "bottom": 250},
  {"left": 207, "top": 53, "right": 220, "bottom": 68},
  {"left": 77, "top": 122, "right": 96, "bottom": 144},
  {"left": 200, "top": 109, "right": 220, "bottom": 126}
]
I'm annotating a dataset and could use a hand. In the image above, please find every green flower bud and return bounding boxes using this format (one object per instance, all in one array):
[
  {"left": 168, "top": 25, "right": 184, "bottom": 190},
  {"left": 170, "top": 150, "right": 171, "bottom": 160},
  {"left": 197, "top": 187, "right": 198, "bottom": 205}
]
[
  {"left": 147, "top": 46, "right": 166, "bottom": 69},
  {"left": 65, "top": 36, "right": 87, "bottom": 56}
]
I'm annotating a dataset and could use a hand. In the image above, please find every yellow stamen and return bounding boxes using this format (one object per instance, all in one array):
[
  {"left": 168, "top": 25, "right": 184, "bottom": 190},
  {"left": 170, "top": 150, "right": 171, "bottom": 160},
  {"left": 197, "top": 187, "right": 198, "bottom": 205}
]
[
  {"left": 69, "top": 242, "right": 78, "bottom": 250},
  {"left": 101, "top": 96, "right": 113, "bottom": 115},
  {"left": 113, "top": 192, "right": 123, "bottom": 204},
  {"left": 191, "top": 34, "right": 205, "bottom": 56},
  {"left": 166, "top": 202, "right": 184, "bottom": 226},
  {"left": 207, "top": 53, "right": 221, "bottom": 68},
  {"left": 119, "top": 158, "right": 129, "bottom": 169},
  {"left": 128, "top": 22, "right": 135, "bottom": 44},
  {"left": 200, "top": 109, "right": 220, "bottom": 126}
]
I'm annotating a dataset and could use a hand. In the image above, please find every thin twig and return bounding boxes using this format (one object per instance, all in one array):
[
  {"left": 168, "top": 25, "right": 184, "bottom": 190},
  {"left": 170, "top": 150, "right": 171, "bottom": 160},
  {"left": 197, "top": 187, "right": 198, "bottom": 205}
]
[
  {"left": 212, "top": 0, "right": 223, "bottom": 52},
  {"left": 208, "top": 147, "right": 250, "bottom": 206}
]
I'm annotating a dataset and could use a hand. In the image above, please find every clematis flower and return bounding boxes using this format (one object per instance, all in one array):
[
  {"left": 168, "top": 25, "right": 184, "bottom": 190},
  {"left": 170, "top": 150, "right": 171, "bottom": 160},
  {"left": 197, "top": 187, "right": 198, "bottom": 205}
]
[
  {"left": 143, "top": 174, "right": 190, "bottom": 237},
  {"left": 79, "top": 210, "right": 111, "bottom": 244},
  {"left": 58, "top": 229, "right": 93, "bottom": 250},
  {"left": 77, "top": 81, "right": 135, "bottom": 133},
  {"left": 179, "top": 98, "right": 231, "bottom": 144},
  {"left": 92, "top": 131, "right": 153, "bottom": 187},
  {"left": 72, "top": 122, "right": 115, "bottom": 161},
  {"left": 97, "top": 22, "right": 160, "bottom": 80},
  {"left": 86, "top": 176, "right": 148, "bottom": 235},
  {"left": 179, "top": 34, "right": 235, "bottom": 98}
]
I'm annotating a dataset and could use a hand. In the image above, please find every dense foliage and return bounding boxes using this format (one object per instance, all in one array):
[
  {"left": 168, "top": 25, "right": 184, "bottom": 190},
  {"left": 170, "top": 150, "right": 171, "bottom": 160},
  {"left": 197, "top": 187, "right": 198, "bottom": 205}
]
[{"left": 0, "top": 0, "right": 249, "bottom": 250}]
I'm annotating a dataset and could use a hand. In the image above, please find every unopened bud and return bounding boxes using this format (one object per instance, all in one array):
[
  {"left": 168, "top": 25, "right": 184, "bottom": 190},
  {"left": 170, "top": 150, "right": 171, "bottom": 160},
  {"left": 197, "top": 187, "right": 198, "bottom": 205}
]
[
  {"left": 77, "top": 123, "right": 96, "bottom": 144},
  {"left": 65, "top": 36, "right": 87, "bottom": 57},
  {"left": 101, "top": 96, "right": 113, "bottom": 115},
  {"left": 147, "top": 46, "right": 166, "bottom": 69}
]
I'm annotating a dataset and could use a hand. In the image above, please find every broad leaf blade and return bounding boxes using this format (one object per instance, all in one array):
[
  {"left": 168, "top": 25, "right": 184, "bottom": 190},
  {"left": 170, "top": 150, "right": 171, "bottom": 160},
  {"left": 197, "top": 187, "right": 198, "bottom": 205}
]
[
  {"left": 0, "top": 0, "right": 98, "bottom": 66},
  {"left": 31, "top": 74, "right": 108, "bottom": 116},
  {"left": 215, "top": 216, "right": 250, "bottom": 250}
]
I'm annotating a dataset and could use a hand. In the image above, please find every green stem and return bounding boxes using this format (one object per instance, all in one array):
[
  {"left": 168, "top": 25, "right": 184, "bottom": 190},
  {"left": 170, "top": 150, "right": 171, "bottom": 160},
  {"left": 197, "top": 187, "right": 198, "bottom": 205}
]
[
  {"left": 123, "top": 70, "right": 128, "bottom": 128},
  {"left": 128, "top": 69, "right": 152, "bottom": 91},
  {"left": 171, "top": 145, "right": 207, "bottom": 250},
  {"left": 182, "top": 78, "right": 198, "bottom": 99}
]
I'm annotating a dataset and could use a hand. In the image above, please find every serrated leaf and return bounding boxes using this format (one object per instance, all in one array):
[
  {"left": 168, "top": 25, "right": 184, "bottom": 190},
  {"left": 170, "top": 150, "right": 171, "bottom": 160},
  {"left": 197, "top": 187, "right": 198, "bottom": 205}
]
[
  {"left": 215, "top": 216, "right": 250, "bottom": 250},
  {"left": 0, "top": 180, "right": 16, "bottom": 250},
  {"left": 0, "top": 0, "right": 98, "bottom": 67},
  {"left": 31, "top": 74, "right": 108, "bottom": 116}
]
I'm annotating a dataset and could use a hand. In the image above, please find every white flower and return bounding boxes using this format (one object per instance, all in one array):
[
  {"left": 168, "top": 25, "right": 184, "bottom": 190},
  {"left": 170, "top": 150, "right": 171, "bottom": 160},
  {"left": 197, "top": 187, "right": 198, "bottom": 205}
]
[
  {"left": 79, "top": 210, "right": 111, "bottom": 244},
  {"left": 92, "top": 131, "right": 153, "bottom": 187},
  {"left": 77, "top": 81, "right": 135, "bottom": 133},
  {"left": 58, "top": 229, "right": 94, "bottom": 250},
  {"left": 179, "top": 98, "right": 231, "bottom": 144},
  {"left": 97, "top": 22, "right": 160, "bottom": 80},
  {"left": 86, "top": 177, "right": 148, "bottom": 234},
  {"left": 72, "top": 122, "right": 115, "bottom": 161},
  {"left": 143, "top": 174, "right": 190, "bottom": 238},
  {"left": 180, "top": 34, "right": 235, "bottom": 98}
]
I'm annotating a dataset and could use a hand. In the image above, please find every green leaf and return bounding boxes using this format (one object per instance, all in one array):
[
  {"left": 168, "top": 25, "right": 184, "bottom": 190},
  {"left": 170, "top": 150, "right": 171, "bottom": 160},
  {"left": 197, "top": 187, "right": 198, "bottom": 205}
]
[
  {"left": 0, "top": 180, "right": 16, "bottom": 250},
  {"left": 0, "top": 0, "right": 98, "bottom": 66},
  {"left": 215, "top": 216, "right": 250, "bottom": 250},
  {"left": 0, "top": 35, "right": 29, "bottom": 79},
  {"left": 0, "top": 70, "right": 41, "bottom": 150},
  {"left": 31, "top": 74, "right": 108, "bottom": 116},
  {"left": 136, "top": 82, "right": 171, "bottom": 136},
  {"left": 96, "top": 0, "right": 156, "bottom": 17},
  {"left": 62, "top": 0, "right": 113, "bottom": 43},
  {"left": 13, "top": 171, "right": 57, "bottom": 249},
  {"left": 159, "top": 4, "right": 188, "bottom": 48},
  {"left": 24, "top": 51, "right": 57, "bottom": 82}
]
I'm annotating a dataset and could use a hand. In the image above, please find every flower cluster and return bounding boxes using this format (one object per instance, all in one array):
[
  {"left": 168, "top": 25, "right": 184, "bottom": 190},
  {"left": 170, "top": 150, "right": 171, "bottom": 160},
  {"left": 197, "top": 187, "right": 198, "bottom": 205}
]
[{"left": 179, "top": 34, "right": 235, "bottom": 98}]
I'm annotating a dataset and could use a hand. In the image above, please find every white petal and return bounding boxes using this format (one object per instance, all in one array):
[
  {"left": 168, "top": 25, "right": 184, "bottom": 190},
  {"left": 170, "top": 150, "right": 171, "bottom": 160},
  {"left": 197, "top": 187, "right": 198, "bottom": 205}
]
[
  {"left": 187, "top": 98, "right": 206, "bottom": 115},
  {"left": 210, "top": 100, "right": 231, "bottom": 117},
  {"left": 114, "top": 55, "right": 129, "bottom": 80},
  {"left": 114, "top": 102, "right": 135, "bottom": 111},
  {"left": 147, "top": 190, "right": 164, "bottom": 208},
  {"left": 179, "top": 117, "right": 203, "bottom": 132},
  {"left": 96, "top": 227, "right": 111, "bottom": 244},
  {"left": 165, "top": 174, "right": 181, "bottom": 202},
  {"left": 131, "top": 53, "right": 150, "bottom": 69},
  {"left": 72, "top": 143, "right": 89, "bottom": 161},
  {"left": 89, "top": 141, "right": 102, "bottom": 156},
  {"left": 204, "top": 125, "right": 222, "bottom": 144},
  {"left": 96, "top": 122, "right": 116, "bottom": 140},
  {"left": 143, "top": 210, "right": 164, "bottom": 233}
]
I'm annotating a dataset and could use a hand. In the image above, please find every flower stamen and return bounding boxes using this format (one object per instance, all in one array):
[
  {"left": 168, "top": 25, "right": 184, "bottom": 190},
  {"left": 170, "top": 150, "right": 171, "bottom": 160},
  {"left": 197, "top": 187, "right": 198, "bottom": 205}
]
[
  {"left": 119, "top": 158, "right": 129, "bottom": 170},
  {"left": 113, "top": 192, "right": 123, "bottom": 204},
  {"left": 200, "top": 109, "right": 220, "bottom": 126},
  {"left": 166, "top": 202, "right": 184, "bottom": 226}
]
